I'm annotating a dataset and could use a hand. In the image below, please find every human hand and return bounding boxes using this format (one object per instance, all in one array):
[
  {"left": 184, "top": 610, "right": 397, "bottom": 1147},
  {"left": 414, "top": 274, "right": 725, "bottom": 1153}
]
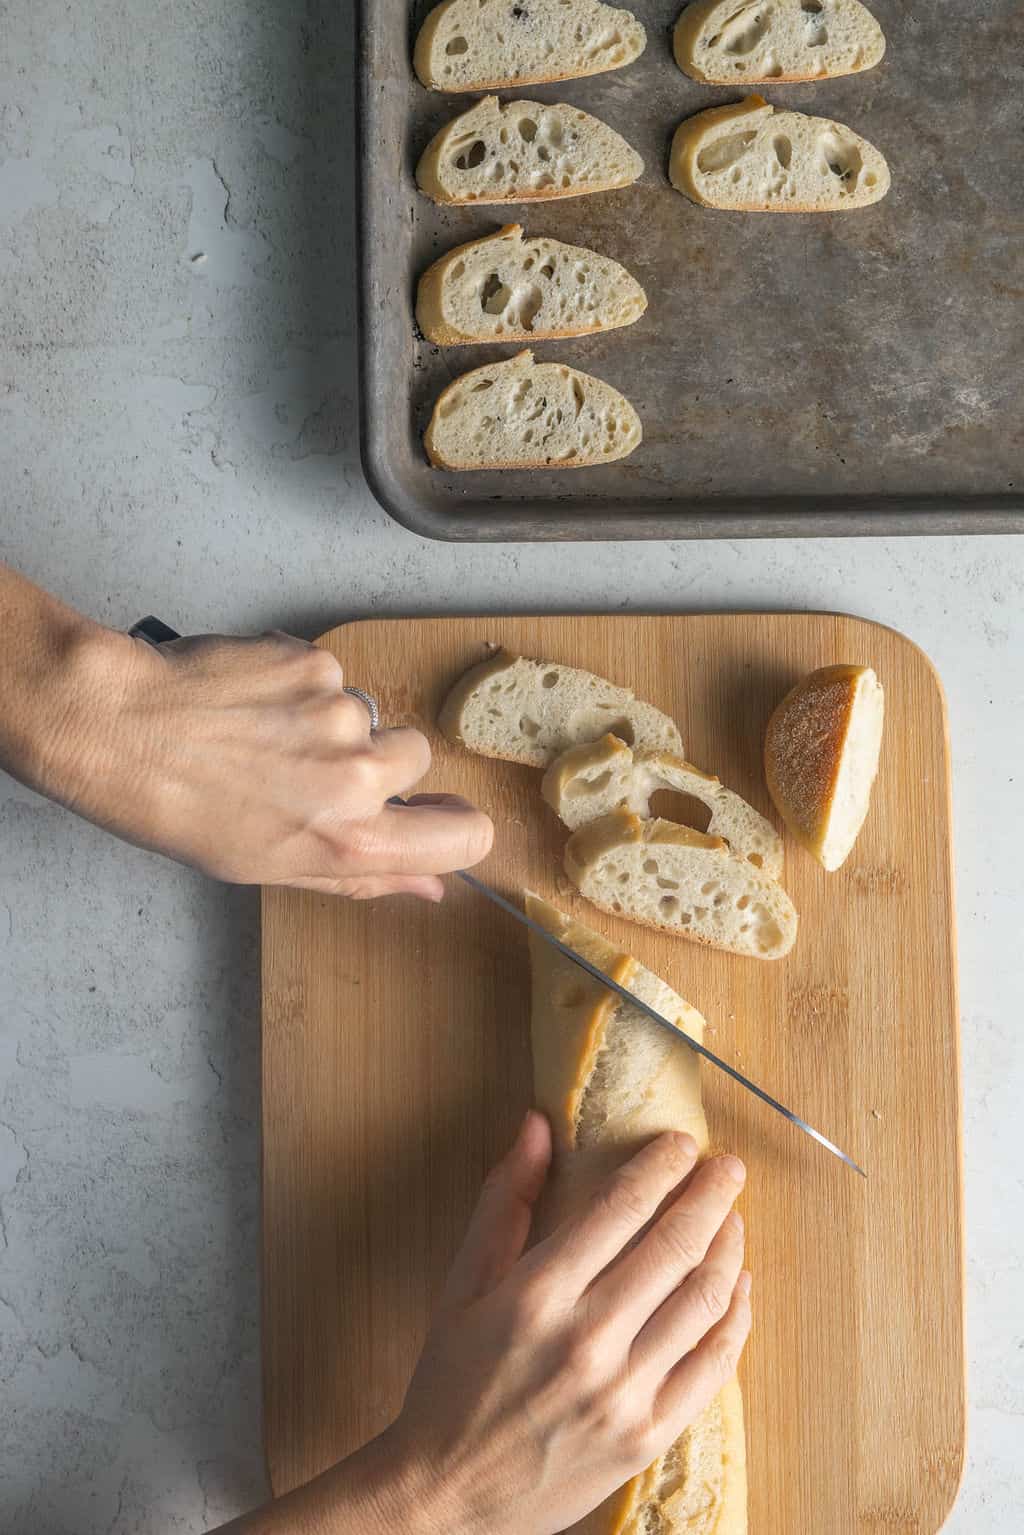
[
  {"left": 382, "top": 1114, "right": 751, "bottom": 1535},
  {"left": 14, "top": 614, "right": 492, "bottom": 897}
]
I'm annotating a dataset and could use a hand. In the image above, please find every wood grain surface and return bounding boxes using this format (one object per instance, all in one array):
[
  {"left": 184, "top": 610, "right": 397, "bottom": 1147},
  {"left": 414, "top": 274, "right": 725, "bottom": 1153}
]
[{"left": 261, "top": 613, "right": 965, "bottom": 1533}]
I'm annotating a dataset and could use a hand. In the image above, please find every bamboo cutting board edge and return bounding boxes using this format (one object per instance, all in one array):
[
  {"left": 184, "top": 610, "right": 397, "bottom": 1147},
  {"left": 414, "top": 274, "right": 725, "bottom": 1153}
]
[{"left": 261, "top": 610, "right": 966, "bottom": 1533}]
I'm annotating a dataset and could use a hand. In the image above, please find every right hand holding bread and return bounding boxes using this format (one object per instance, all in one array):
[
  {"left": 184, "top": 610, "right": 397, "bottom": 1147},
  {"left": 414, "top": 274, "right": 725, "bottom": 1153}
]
[{"left": 382, "top": 1116, "right": 751, "bottom": 1535}]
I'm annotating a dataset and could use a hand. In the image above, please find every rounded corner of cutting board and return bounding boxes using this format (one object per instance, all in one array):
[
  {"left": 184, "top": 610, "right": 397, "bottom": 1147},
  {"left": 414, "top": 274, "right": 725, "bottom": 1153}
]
[{"left": 826, "top": 611, "right": 949, "bottom": 713}]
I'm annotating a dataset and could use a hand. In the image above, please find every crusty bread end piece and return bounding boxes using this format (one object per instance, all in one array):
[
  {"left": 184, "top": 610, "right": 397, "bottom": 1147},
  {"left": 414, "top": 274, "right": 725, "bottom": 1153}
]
[
  {"left": 415, "top": 0, "right": 646, "bottom": 92},
  {"left": 526, "top": 892, "right": 747, "bottom": 1534},
  {"left": 416, "top": 96, "right": 643, "bottom": 207},
  {"left": 543, "top": 734, "right": 783, "bottom": 879},
  {"left": 416, "top": 225, "right": 647, "bottom": 346},
  {"left": 439, "top": 651, "right": 683, "bottom": 768},
  {"left": 565, "top": 809, "right": 798, "bottom": 959},
  {"left": 764, "top": 663, "right": 884, "bottom": 870},
  {"left": 669, "top": 96, "right": 890, "bottom": 211},
  {"left": 424, "top": 350, "right": 642, "bottom": 471},
  {"left": 674, "top": 0, "right": 885, "bottom": 85}
]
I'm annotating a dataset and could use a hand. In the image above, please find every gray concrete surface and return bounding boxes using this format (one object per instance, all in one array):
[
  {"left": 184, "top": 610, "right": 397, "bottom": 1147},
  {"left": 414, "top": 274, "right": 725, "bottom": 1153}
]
[{"left": 1, "top": 3, "right": 1022, "bottom": 1531}]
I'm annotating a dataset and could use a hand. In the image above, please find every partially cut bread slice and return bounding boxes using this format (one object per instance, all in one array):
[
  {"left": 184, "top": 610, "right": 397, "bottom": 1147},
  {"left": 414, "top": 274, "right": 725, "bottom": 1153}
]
[
  {"left": 415, "top": 0, "right": 646, "bottom": 92},
  {"left": 564, "top": 809, "right": 798, "bottom": 959},
  {"left": 416, "top": 225, "right": 648, "bottom": 346},
  {"left": 417, "top": 96, "right": 643, "bottom": 206},
  {"left": 543, "top": 734, "right": 784, "bottom": 879},
  {"left": 439, "top": 650, "right": 683, "bottom": 768},
  {"left": 764, "top": 663, "right": 884, "bottom": 870},
  {"left": 674, "top": 0, "right": 885, "bottom": 85},
  {"left": 526, "top": 891, "right": 748, "bottom": 1534},
  {"left": 669, "top": 96, "right": 890, "bottom": 211},
  {"left": 425, "top": 350, "right": 642, "bottom": 470}
]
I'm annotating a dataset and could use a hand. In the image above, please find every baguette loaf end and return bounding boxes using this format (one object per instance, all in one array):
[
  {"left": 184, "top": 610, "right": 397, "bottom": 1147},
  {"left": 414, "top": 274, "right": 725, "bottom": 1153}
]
[{"left": 764, "top": 663, "right": 884, "bottom": 870}]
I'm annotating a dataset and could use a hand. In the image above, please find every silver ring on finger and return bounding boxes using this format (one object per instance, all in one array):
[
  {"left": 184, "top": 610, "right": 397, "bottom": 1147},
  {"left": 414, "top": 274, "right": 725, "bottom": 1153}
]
[{"left": 343, "top": 686, "right": 380, "bottom": 732}]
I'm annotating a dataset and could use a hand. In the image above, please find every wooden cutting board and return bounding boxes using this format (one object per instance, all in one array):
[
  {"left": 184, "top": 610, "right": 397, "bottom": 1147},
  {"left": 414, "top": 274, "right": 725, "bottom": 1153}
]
[{"left": 261, "top": 614, "right": 965, "bottom": 1533}]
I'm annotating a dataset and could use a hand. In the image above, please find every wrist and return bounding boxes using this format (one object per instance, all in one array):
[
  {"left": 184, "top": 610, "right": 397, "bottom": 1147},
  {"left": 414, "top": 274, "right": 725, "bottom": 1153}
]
[
  {"left": 330, "top": 1424, "right": 472, "bottom": 1535},
  {"left": 1, "top": 606, "right": 139, "bottom": 810}
]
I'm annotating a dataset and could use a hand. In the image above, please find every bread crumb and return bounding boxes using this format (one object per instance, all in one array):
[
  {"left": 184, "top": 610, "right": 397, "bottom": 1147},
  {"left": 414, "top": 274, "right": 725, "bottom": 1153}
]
[{"left": 870, "top": 1108, "right": 883, "bottom": 1120}]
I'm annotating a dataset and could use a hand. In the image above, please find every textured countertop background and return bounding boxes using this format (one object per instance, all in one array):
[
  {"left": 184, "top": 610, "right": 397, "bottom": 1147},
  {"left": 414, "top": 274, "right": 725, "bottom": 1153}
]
[{"left": 2, "top": 3, "right": 1022, "bottom": 1531}]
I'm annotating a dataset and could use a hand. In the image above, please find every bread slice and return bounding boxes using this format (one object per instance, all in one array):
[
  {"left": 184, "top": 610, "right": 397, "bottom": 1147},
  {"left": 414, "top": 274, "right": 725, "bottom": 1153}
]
[
  {"left": 439, "top": 650, "right": 683, "bottom": 768},
  {"left": 764, "top": 663, "right": 884, "bottom": 870},
  {"left": 414, "top": 0, "right": 646, "bottom": 92},
  {"left": 416, "top": 96, "right": 643, "bottom": 206},
  {"left": 674, "top": 0, "right": 885, "bottom": 85},
  {"left": 542, "top": 734, "right": 784, "bottom": 879},
  {"left": 424, "top": 350, "right": 642, "bottom": 471},
  {"left": 669, "top": 96, "right": 890, "bottom": 211},
  {"left": 564, "top": 809, "right": 798, "bottom": 958},
  {"left": 526, "top": 892, "right": 747, "bottom": 1535},
  {"left": 416, "top": 225, "right": 647, "bottom": 346}
]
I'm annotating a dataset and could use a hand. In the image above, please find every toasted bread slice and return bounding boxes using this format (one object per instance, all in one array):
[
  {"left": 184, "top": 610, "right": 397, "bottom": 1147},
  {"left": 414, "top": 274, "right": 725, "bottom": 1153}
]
[
  {"left": 526, "top": 891, "right": 748, "bottom": 1535},
  {"left": 425, "top": 350, "right": 642, "bottom": 470},
  {"left": 564, "top": 809, "right": 798, "bottom": 959},
  {"left": 415, "top": 0, "right": 646, "bottom": 92},
  {"left": 542, "top": 734, "right": 783, "bottom": 879},
  {"left": 417, "top": 96, "right": 643, "bottom": 206},
  {"left": 764, "top": 663, "right": 884, "bottom": 870},
  {"left": 674, "top": 0, "right": 885, "bottom": 85},
  {"left": 669, "top": 96, "right": 889, "bottom": 211},
  {"left": 439, "top": 650, "right": 683, "bottom": 768},
  {"left": 416, "top": 225, "right": 647, "bottom": 346}
]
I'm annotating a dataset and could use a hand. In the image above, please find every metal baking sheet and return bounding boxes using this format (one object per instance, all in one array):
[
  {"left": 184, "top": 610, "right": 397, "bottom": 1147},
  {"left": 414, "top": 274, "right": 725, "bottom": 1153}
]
[{"left": 357, "top": 0, "right": 1023, "bottom": 540}]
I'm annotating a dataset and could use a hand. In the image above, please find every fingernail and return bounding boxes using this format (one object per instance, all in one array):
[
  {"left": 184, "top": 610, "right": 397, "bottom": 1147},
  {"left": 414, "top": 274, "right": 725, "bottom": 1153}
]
[
  {"left": 721, "top": 1156, "right": 747, "bottom": 1185},
  {"left": 673, "top": 1131, "right": 699, "bottom": 1158},
  {"left": 737, "top": 1270, "right": 752, "bottom": 1298}
]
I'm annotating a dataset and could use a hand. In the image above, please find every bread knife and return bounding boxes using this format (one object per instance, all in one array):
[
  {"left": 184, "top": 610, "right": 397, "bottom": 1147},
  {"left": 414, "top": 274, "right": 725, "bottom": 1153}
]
[{"left": 455, "top": 867, "right": 867, "bottom": 1180}]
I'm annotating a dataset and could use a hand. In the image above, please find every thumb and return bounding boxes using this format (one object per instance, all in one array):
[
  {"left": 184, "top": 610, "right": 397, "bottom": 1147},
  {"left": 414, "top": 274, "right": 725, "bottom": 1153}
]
[{"left": 438, "top": 1110, "right": 552, "bottom": 1315}]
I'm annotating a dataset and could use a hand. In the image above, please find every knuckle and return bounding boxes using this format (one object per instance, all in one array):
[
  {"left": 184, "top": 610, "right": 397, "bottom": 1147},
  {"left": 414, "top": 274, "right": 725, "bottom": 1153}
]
[
  {"left": 509, "top": 1273, "right": 553, "bottom": 1330},
  {"left": 689, "top": 1270, "right": 731, "bottom": 1325},
  {"left": 323, "top": 693, "right": 360, "bottom": 736},
  {"left": 565, "top": 1325, "right": 611, "bottom": 1385},
  {"left": 344, "top": 749, "right": 382, "bottom": 796},
  {"left": 708, "top": 1322, "right": 745, "bottom": 1378},
  {"left": 651, "top": 1213, "right": 703, "bottom": 1271},
  {"left": 621, "top": 1416, "right": 661, "bottom": 1467},
  {"left": 307, "top": 646, "right": 342, "bottom": 683},
  {"left": 397, "top": 728, "right": 432, "bottom": 772},
  {"left": 596, "top": 1171, "right": 651, "bottom": 1230}
]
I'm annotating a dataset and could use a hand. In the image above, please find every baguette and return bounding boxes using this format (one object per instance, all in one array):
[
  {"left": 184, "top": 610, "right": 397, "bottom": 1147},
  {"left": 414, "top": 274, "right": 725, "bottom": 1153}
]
[
  {"left": 424, "top": 350, "right": 642, "bottom": 471},
  {"left": 564, "top": 809, "right": 798, "bottom": 958},
  {"left": 669, "top": 96, "right": 890, "bottom": 211},
  {"left": 416, "top": 225, "right": 647, "bottom": 346},
  {"left": 764, "top": 663, "right": 884, "bottom": 869},
  {"left": 674, "top": 0, "right": 885, "bottom": 85},
  {"left": 526, "top": 892, "right": 748, "bottom": 1535},
  {"left": 439, "top": 649, "right": 683, "bottom": 767},
  {"left": 543, "top": 734, "right": 783, "bottom": 878},
  {"left": 416, "top": 96, "right": 643, "bottom": 207},
  {"left": 415, "top": 0, "right": 646, "bottom": 92}
]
